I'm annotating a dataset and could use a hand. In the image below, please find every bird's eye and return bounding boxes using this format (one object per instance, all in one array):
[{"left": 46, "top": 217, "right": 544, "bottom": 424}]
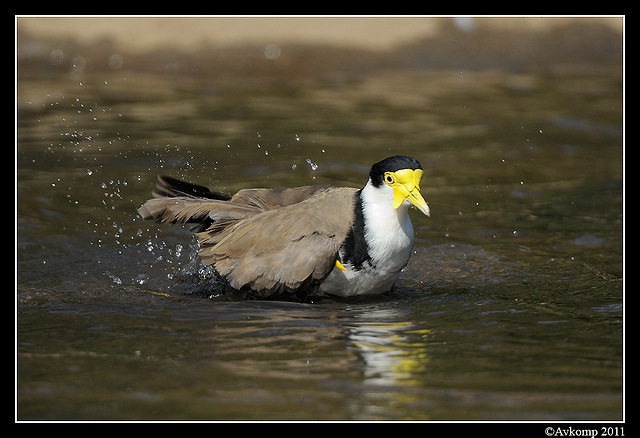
[{"left": 384, "top": 173, "right": 395, "bottom": 185}]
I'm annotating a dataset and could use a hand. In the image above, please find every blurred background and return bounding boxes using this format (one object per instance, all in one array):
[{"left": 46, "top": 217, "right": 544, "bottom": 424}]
[{"left": 18, "top": 16, "right": 622, "bottom": 79}]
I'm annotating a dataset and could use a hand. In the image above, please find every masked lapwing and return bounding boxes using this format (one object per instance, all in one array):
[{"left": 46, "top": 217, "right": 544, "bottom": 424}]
[{"left": 137, "top": 155, "right": 430, "bottom": 299}]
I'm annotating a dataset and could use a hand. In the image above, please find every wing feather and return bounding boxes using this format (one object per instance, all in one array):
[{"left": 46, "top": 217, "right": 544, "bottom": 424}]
[
  {"left": 138, "top": 175, "right": 356, "bottom": 297},
  {"left": 199, "top": 187, "right": 357, "bottom": 296},
  {"left": 137, "top": 197, "right": 259, "bottom": 227}
]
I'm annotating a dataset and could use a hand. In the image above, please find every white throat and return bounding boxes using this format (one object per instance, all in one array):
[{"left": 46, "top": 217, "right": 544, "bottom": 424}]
[
  {"left": 317, "top": 179, "right": 416, "bottom": 297},
  {"left": 360, "top": 179, "right": 415, "bottom": 269}
]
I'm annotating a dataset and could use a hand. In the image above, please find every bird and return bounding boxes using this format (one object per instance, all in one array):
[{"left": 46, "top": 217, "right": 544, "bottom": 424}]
[{"left": 137, "top": 155, "right": 430, "bottom": 300}]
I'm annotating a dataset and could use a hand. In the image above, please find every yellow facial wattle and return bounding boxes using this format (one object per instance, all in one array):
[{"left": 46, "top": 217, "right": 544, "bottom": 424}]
[{"left": 384, "top": 168, "right": 430, "bottom": 216}]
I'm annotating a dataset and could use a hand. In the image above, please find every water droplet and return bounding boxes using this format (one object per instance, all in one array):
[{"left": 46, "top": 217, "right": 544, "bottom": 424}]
[
  {"left": 134, "top": 274, "right": 149, "bottom": 285},
  {"left": 306, "top": 158, "right": 318, "bottom": 171},
  {"left": 104, "top": 271, "right": 122, "bottom": 285}
]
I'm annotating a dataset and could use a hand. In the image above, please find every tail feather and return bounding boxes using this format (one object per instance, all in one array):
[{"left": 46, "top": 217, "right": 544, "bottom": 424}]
[
  {"left": 138, "top": 197, "right": 260, "bottom": 231},
  {"left": 138, "top": 176, "right": 261, "bottom": 233},
  {"left": 153, "top": 175, "right": 231, "bottom": 200}
]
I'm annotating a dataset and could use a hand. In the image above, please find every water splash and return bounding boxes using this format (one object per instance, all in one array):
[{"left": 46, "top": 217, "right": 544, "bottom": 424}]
[{"left": 305, "top": 158, "right": 318, "bottom": 171}]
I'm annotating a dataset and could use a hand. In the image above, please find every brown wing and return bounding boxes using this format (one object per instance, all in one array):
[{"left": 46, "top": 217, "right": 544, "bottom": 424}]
[
  {"left": 138, "top": 176, "right": 356, "bottom": 296},
  {"left": 198, "top": 187, "right": 357, "bottom": 297},
  {"left": 137, "top": 196, "right": 260, "bottom": 231},
  {"left": 230, "top": 185, "right": 332, "bottom": 210},
  {"left": 138, "top": 175, "right": 330, "bottom": 233}
]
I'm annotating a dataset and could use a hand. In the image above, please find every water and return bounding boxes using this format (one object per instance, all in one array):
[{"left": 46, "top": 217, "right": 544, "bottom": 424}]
[{"left": 17, "top": 68, "right": 622, "bottom": 420}]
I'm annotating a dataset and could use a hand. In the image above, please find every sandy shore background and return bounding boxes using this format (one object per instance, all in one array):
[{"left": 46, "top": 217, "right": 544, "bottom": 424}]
[
  {"left": 17, "top": 16, "right": 622, "bottom": 52},
  {"left": 16, "top": 16, "right": 623, "bottom": 79}
]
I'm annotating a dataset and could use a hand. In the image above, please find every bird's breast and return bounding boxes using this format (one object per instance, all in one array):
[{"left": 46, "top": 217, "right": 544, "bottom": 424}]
[{"left": 317, "top": 259, "right": 405, "bottom": 297}]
